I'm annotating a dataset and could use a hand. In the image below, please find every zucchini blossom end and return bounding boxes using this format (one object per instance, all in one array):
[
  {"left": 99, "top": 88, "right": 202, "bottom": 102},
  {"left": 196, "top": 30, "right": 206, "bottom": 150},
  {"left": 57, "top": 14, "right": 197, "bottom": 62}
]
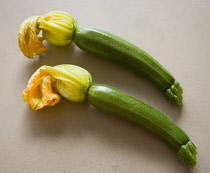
[
  {"left": 18, "top": 11, "right": 77, "bottom": 58},
  {"left": 22, "top": 64, "right": 92, "bottom": 110}
]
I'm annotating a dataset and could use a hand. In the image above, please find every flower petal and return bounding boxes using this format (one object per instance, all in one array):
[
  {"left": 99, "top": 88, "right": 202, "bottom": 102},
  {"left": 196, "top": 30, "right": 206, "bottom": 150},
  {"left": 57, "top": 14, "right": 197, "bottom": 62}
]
[
  {"left": 18, "top": 16, "right": 47, "bottom": 58},
  {"left": 22, "top": 67, "right": 61, "bottom": 110},
  {"left": 37, "top": 11, "right": 77, "bottom": 46}
]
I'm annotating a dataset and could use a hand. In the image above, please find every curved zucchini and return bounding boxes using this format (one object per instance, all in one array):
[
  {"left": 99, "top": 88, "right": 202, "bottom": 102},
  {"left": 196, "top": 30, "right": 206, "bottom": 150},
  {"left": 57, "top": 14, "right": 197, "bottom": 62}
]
[
  {"left": 74, "top": 27, "right": 183, "bottom": 105},
  {"left": 87, "top": 84, "right": 196, "bottom": 168}
]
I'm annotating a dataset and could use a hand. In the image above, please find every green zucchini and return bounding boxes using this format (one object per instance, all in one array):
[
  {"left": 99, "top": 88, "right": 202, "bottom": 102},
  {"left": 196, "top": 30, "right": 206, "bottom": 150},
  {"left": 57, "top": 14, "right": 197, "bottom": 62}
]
[
  {"left": 74, "top": 27, "right": 183, "bottom": 105},
  {"left": 87, "top": 84, "right": 196, "bottom": 168}
]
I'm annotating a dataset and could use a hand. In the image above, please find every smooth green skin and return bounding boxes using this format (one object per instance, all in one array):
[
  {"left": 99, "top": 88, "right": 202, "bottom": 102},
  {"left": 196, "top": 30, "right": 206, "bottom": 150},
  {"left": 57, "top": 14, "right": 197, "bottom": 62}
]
[
  {"left": 87, "top": 84, "right": 196, "bottom": 168},
  {"left": 74, "top": 27, "right": 183, "bottom": 105}
]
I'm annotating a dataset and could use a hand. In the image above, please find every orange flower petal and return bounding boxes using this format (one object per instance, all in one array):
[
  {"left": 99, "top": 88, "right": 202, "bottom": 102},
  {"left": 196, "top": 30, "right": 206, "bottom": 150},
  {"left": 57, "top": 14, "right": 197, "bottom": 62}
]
[
  {"left": 22, "top": 68, "right": 61, "bottom": 110},
  {"left": 18, "top": 16, "right": 47, "bottom": 58}
]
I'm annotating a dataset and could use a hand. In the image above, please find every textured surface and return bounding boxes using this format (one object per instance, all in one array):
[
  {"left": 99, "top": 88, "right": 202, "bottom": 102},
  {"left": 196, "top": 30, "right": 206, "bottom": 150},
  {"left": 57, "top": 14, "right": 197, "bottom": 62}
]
[
  {"left": 74, "top": 27, "right": 183, "bottom": 105},
  {"left": 0, "top": 0, "right": 210, "bottom": 172}
]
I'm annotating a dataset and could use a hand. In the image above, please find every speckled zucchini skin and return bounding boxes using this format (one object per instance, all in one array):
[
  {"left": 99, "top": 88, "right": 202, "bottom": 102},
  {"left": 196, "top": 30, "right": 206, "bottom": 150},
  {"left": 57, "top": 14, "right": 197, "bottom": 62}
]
[
  {"left": 74, "top": 27, "right": 183, "bottom": 105},
  {"left": 87, "top": 84, "right": 196, "bottom": 168}
]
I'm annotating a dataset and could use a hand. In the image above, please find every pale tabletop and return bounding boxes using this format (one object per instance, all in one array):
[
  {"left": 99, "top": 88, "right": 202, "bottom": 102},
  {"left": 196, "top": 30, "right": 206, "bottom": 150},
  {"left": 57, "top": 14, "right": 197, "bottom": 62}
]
[{"left": 0, "top": 0, "right": 210, "bottom": 173}]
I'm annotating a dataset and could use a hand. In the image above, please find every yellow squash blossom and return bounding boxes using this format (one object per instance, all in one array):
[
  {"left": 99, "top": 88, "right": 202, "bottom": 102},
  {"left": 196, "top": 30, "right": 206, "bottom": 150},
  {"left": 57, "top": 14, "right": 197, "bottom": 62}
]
[
  {"left": 22, "top": 65, "right": 92, "bottom": 110},
  {"left": 18, "top": 11, "right": 77, "bottom": 58}
]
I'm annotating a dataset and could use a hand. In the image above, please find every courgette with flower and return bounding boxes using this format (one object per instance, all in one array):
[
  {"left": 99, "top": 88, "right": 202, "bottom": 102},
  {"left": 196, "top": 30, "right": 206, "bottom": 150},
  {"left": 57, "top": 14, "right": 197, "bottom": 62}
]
[
  {"left": 18, "top": 11, "right": 183, "bottom": 105},
  {"left": 22, "top": 64, "right": 196, "bottom": 168}
]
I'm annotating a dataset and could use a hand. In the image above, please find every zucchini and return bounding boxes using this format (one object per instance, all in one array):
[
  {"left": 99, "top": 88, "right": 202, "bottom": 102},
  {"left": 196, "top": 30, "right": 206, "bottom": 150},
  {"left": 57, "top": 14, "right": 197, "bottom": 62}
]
[
  {"left": 87, "top": 84, "right": 196, "bottom": 168},
  {"left": 74, "top": 27, "right": 183, "bottom": 105}
]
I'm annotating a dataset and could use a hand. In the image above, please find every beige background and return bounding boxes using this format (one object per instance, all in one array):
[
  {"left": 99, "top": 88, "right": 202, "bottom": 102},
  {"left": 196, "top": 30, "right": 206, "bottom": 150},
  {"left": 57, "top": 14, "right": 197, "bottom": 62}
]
[{"left": 0, "top": 0, "right": 210, "bottom": 172}]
